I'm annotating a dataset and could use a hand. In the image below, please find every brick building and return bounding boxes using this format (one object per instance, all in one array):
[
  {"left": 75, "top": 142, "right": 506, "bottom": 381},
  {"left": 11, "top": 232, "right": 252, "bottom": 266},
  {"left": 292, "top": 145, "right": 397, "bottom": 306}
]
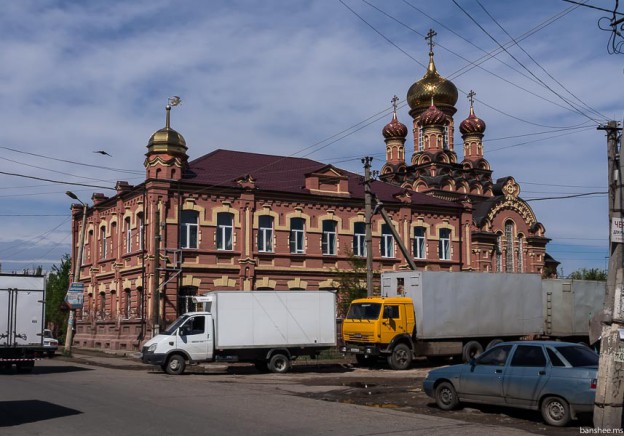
[{"left": 69, "top": 42, "right": 551, "bottom": 351}]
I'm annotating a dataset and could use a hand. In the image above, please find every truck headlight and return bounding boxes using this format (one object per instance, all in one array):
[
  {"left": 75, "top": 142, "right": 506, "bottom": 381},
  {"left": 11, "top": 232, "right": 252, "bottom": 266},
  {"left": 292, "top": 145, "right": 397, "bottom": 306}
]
[{"left": 147, "top": 344, "right": 157, "bottom": 353}]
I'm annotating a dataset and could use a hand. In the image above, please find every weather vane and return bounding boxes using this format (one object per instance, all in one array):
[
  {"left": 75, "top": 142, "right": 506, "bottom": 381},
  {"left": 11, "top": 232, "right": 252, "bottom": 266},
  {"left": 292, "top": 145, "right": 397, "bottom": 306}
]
[{"left": 166, "top": 96, "right": 182, "bottom": 128}]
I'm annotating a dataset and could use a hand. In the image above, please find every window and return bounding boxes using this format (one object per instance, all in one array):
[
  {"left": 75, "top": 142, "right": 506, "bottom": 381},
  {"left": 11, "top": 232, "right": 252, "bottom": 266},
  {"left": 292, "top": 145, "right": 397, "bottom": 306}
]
[
  {"left": 258, "top": 215, "right": 274, "bottom": 253},
  {"left": 510, "top": 345, "right": 547, "bottom": 367},
  {"left": 547, "top": 348, "right": 566, "bottom": 367},
  {"left": 124, "top": 289, "right": 131, "bottom": 319},
  {"left": 353, "top": 222, "right": 366, "bottom": 257},
  {"left": 443, "top": 125, "right": 449, "bottom": 150},
  {"left": 138, "top": 213, "right": 144, "bottom": 250},
  {"left": 181, "top": 210, "right": 199, "bottom": 249},
  {"left": 418, "top": 127, "right": 424, "bottom": 152},
  {"left": 125, "top": 218, "right": 132, "bottom": 253},
  {"left": 178, "top": 286, "right": 198, "bottom": 316},
  {"left": 476, "top": 345, "right": 513, "bottom": 366},
  {"left": 100, "top": 227, "right": 107, "bottom": 259},
  {"left": 381, "top": 224, "right": 394, "bottom": 258},
  {"left": 517, "top": 237, "right": 523, "bottom": 273},
  {"left": 322, "top": 220, "right": 337, "bottom": 255},
  {"left": 136, "top": 287, "right": 144, "bottom": 319},
  {"left": 289, "top": 218, "right": 305, "bottom": 254},
  {"left": 413, "top": 226, "right": 426, "bottom": 259},
  {"left": 505, "top": 221, "right": 514, "bottom": 272},
  {"left": 383, "top": 305, "right": 399, "bottom": 319},
  {"left": 496, "top": 234, "right": 503, "bottom": 272},
  {"left": 438, "top": 228, "right": 450, "bottom": 260},
  {"left": 217, "top": 212, "right": 234, "bottom": 251}
]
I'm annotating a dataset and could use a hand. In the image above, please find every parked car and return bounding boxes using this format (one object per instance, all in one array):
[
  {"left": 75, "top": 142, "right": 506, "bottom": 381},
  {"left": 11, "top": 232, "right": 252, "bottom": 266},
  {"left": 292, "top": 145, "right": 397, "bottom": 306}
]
[
  {"left": 42, "top": 329, "right": 59, "bottom": 357},
  {"left": 423, "top": 341, "right": 598, "bottom": 427}
]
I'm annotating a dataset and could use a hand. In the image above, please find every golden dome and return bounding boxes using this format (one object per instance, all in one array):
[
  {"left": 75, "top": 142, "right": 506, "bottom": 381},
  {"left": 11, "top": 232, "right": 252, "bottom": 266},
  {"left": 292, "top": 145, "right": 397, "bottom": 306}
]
[
  {"left": 147, "top": 127, "right": 187, "bottom": 152},
  {"left": 407, "top": 52, "right": 458, "bottom": 111}
]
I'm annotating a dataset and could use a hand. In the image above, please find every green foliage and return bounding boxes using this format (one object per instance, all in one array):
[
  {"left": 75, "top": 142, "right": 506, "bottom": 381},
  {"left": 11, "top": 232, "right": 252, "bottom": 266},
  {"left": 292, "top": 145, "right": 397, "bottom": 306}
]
[
  {"left": 568, "top": 268, "right": 607, "bottom": 281},
  {"left": 334, "top": 252, "right": 369, "bottom": 318},
  {"left": 46, "top": 254, "right": 71, "bottom": 340}
]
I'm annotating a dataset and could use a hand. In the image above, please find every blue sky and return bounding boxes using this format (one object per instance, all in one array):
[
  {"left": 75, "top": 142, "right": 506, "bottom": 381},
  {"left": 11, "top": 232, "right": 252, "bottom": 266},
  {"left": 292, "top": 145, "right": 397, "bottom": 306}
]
[{"left": 0, "top": 0, "right": 620, "bottom": 276}]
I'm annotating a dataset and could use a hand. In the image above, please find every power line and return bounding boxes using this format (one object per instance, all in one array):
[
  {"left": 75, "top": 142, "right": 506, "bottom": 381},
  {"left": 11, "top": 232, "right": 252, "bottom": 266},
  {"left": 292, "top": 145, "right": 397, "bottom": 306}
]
[
  {"left": 0, "top": 170, "right": 115, "bottom": 190},
  {"left": 524, "top": 191, "right": 607, "bottom": 201},
  {"left": 562, "top": 0, "right": 624, "bottom": 16}
]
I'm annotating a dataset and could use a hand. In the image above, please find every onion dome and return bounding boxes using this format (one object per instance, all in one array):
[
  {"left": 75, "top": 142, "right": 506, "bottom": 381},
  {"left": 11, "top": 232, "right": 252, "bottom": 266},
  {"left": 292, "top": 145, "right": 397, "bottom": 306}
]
[
  {"left": 407, "top": 50, "right": 458, "bottom": 111},
  {"left": 420, "top": 103, "right": 447, "bottom": 127},
  {"left": 459, "top": 104, "right": 486, "bottom": 135},
  {"left": 382, "top": 111, "right": 408, "bottom": 139},
  {"left": 146, "top": 102, "right": 187, "bottom": 156}
]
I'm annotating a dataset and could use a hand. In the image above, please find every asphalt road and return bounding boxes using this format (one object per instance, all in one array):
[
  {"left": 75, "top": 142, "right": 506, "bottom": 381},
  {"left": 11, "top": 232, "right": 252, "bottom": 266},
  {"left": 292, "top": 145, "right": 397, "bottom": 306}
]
[{"left": 0, "top": 358, "right": 537, "bottom": 436}]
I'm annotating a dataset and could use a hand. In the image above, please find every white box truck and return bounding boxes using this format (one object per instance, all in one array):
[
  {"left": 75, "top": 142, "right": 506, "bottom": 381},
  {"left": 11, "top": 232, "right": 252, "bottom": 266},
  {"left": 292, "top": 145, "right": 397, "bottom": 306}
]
[
  {"left": 0, "top": 274, "right": 48, "bottom": 372},
  {"left": 342, "top": 271, "right": 605, "bottom": 370},
  {"left": 141, "top": 291, "right": 337, "bottom": 374}
]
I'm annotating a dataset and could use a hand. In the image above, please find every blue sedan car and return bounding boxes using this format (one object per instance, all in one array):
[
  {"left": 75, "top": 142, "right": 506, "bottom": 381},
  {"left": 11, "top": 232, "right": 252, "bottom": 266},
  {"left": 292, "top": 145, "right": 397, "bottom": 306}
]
[{"left": 423, "top": 341, "right": 598, "bottom": 427}]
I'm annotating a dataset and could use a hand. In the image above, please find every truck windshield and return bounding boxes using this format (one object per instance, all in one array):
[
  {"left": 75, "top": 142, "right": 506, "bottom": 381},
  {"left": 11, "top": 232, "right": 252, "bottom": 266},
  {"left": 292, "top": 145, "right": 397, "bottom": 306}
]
[
  {"left": 162, "top": 315, "right": 189, "bottom": 335},
  {"left": 346, "top": 303, "right": 382, "bottom": 320}
]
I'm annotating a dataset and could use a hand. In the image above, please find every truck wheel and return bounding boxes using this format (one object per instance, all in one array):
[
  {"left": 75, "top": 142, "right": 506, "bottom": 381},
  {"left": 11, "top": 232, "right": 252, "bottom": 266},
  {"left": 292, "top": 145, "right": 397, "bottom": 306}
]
[
  {"left": 486, "top": 339, "right": 504, "bottom": 350},
  {"left": 462, "top": 341, "right": 483, "bottom": 362},
  {"left": 267, "top": 353, "right": 291, "bottom": 374},
  {"left": 387, "top": 344, "right": 411, "bottom": 370},
  {"left": 164, "top": 354, "right": 186, "bottom": 375},
  {"left": 435, "top": 381, "right": 459, "bottom": 410},
  {"left": 541, "top": 396, "right": 570, "bottom": 427}
]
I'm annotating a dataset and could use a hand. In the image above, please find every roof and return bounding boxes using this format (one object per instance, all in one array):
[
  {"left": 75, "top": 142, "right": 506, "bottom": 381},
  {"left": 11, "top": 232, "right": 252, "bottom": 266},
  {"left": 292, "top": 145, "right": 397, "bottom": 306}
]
[{"left": 184, "top": 149, "right": 461, "bottom": 209}]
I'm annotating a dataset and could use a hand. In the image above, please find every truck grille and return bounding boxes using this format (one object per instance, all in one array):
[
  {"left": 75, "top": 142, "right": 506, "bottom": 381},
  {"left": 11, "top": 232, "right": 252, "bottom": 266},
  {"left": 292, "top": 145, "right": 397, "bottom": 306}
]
[{"left": 344, "top": 333, "right": 374, "bottom": 343}]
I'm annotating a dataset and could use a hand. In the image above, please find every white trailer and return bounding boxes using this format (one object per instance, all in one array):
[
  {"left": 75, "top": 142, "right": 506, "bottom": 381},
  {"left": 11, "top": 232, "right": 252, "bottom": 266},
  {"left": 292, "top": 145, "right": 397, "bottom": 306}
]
[
  {"left": 0, "top": 274, "right": 47, "bottom": 372},
  {"left": 141, "top": 291, "right": 337, "bottom": 374}
]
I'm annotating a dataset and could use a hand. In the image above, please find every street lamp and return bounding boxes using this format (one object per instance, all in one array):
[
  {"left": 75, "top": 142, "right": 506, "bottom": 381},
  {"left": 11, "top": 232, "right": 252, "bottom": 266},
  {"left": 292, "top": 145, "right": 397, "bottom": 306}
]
[{"left": 64, "top": 191, "right": 88, "bottom": 355}]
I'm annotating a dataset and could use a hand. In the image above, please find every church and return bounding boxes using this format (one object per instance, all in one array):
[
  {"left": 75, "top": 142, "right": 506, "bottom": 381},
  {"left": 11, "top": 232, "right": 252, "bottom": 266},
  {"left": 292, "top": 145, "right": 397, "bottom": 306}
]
[{"left": 69, "top": 33, "right": 553, "bottom": 351}]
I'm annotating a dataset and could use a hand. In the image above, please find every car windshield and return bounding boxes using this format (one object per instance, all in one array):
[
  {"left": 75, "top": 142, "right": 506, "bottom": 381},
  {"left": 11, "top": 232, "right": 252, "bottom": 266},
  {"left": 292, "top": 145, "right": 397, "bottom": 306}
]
[
  {"left": 346, "top": 303, "right": 382, "bottom": 320},
  {"left": 163, "top": 315, "right": 190, "bottom": 335},
  {"left": 555, "top": 345, "right": 599, "bottom": 367}
]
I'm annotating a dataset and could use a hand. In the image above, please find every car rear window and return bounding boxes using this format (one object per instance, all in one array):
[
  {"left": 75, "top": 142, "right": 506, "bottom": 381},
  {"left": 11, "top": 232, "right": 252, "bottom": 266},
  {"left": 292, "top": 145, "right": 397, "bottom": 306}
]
[{"left": 555, "top": 345, "right": 599, "bottom": 367}]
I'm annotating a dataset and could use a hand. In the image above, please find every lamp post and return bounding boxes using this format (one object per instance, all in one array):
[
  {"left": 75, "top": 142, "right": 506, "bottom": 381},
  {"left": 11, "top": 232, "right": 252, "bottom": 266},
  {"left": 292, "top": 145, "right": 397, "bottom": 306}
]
[{"left": 64, "top": 191, "right": 88, "bottom": 356}]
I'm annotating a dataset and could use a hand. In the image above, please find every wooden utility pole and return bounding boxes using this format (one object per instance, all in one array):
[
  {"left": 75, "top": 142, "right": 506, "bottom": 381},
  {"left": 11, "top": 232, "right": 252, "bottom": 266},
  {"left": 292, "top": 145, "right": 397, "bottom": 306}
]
[
  {"left": 363, "top": 157, "right": 374, "bottom": 296},
  {"left": 594, "top": 120, "right": 624, "bottom": 430}
]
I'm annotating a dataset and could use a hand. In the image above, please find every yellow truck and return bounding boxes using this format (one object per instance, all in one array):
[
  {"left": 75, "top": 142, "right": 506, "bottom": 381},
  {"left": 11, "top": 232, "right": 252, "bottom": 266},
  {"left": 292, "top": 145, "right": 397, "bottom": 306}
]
[{"left": 341, "top": 271, "right": 605, "bottom": 370}]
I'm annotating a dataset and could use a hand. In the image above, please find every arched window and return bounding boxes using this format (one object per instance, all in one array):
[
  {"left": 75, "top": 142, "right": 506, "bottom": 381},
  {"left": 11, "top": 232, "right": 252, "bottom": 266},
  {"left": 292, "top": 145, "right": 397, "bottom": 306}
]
[
  {"left": 100, "top": 226, "right": 107, "bottom": 260},
  {"left": 137, "top": 213, "right": 144, "bottom": 250},
  {"left": 217, "top": 212, "right": 234, "bottom": 251},
  {"left": 124, "top": 289, "right": 131, "bottom": 319},
  {"left": 322, "top": 220, "right": 337, "bottom": 255},
  {"left": 178, "top": 286, "right": 198, "bottom": 316},
  {"left": 136, "top": 287, "right": 144, "bottom": 319},
  {"left": 289, "top": 218, "right": 305, "bottom": 254},
  {"left": 438, "top": 228, "right": 451, "bottom": 260},
  {"left": 258, "top": 215, "right": 274, "bottom": 253},
  {"left": 181, "top": 210, "right": 199, "bottom": 249},
  {"left": 413, "top": 226, "right": 426, "bottom": 259},
  {"left": 517, "top": 236, "right": 524, "bottom": 273},
  {"left": 381, "top": 224, "right": 394, "bottom": 258},
  {"left": 505, "top": 221, "right": 514, "bottom": 272},
  {"left": 496, "top": 233, "right": 503, "bottom": 272},
  {"left": 125, "top": 218, "right": 132, "bottom": 254},
  {"left": 353, "top": 222, "right": 366, "bottom": 257}
]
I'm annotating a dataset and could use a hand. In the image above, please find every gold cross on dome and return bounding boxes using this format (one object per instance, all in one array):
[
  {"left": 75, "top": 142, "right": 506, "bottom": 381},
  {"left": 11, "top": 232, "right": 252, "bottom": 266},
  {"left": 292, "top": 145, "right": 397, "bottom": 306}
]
[{"left": 425, "top": 29, "right": 437, "bottom": 53}]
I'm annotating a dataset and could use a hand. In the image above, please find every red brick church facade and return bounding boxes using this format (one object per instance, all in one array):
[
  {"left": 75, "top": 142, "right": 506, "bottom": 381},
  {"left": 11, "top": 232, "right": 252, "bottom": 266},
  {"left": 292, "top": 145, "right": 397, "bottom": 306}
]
[{"left": 69, "top": 40, "right": 552, "bottom": 351}]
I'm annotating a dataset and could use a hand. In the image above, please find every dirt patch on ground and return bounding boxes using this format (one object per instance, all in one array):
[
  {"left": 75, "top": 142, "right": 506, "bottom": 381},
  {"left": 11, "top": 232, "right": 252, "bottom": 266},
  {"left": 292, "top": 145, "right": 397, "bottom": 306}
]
[{"left": 292, "top": 363, "right": 594, "bottom": 435}]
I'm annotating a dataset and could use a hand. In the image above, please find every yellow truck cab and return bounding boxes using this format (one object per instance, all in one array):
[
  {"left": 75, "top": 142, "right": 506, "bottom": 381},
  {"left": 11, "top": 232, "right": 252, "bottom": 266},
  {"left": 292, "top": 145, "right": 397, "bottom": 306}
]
[{"left": 341, "top": 296, "right": 415, "bottom": 370}]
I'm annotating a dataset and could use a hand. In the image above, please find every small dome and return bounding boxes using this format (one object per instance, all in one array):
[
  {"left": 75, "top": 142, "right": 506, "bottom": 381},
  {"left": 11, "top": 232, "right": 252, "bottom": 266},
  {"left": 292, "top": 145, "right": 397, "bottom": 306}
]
[
  {"left": 420, "top": 104, "right": 447, "bottom": 127},
  {"left": 407, "top": 53, "right": 458, "bottom": 111},
  {"left": 147, "top": 127, "right": 187, "bottom": 153},
  {"left": 382, "top": 112, "right": 408, "bottom": 139},
  {"left": 459, "top": 108, "right": 486, "bottom": 135}
]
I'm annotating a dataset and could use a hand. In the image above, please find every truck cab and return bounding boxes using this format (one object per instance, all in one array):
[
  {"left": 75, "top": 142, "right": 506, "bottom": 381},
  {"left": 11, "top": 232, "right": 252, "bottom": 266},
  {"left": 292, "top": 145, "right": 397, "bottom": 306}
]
[{"left": 341, "top": 297, "right": 415, "bottom": 370}]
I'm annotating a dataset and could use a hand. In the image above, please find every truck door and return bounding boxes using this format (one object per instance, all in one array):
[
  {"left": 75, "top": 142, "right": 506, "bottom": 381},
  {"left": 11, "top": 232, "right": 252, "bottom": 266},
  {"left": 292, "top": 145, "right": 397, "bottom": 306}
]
[
  {"left": 177, "top": 315, "right": 210, "bottom": 361},
  {"left": 380, "top": 304, "right": 407, "bottom": 344}
]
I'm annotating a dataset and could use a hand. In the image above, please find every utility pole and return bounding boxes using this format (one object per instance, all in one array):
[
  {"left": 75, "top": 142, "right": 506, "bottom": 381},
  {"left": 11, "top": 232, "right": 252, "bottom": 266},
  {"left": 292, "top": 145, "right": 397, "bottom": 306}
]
[
  {"left": 363, "top": 157, "right": 374, "bottom": 296},
  {"left": 594, "top": 120, "right": 624, "bottom": 430}
]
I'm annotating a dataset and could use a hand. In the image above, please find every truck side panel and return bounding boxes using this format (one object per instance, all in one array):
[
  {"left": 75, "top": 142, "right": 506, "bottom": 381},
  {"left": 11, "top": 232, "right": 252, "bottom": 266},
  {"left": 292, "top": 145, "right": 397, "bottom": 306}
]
[
  {"left": 213, "top": 291, "right": 336, "bottom": 349},
  {"left": 382, "top": 271, "right": 544, "bottom": 339},
  {"left": 542, "top": 279, "right": 606, "bottom": 337}
]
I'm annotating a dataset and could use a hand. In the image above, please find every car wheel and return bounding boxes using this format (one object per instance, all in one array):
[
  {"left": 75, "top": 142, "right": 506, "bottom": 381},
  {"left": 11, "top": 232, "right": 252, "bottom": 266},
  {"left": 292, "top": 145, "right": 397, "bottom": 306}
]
[
  {"left": 541, "top": 396, "right": 571, "bottom": 427},
  {"left": 164, "top": 354, "right": 186, "bottom": 375},
  {"left": 462, "top": 341, "right": 484, "bottom": 362},
  {"left": 387, "top": 344, "right": 412, "bottom": 370},
  {"left": 435, "top": 381, "right": 459, "bottom": 410},
  {"left": 267, "top": 353, "right": 291, "bottom": 374}
]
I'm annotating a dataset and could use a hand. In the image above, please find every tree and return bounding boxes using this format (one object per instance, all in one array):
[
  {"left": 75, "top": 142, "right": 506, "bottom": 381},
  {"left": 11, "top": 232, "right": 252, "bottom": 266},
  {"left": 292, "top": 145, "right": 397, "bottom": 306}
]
[
  {"left": 333, "top": 252, "right": 369, "bottom": 318},
  {"left": 568, "top": 267, "right": 607, "bottom": 281},
  {"left": 46, "top": 254, "right": 71, "bottom": 340}
]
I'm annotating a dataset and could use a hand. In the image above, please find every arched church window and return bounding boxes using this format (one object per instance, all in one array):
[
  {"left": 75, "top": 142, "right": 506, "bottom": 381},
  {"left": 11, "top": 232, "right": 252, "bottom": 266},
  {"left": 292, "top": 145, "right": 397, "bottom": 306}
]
[{"left": 505, "top": 221, "right": 514, "bottom": 272}]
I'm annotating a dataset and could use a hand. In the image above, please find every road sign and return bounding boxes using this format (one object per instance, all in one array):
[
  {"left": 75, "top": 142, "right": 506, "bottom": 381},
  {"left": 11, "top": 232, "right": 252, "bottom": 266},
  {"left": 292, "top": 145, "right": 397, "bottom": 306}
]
[
  {"left": 611, "top": 218, "right": 624, "bottom": 243},
  {"left": 65, "top": 282, "right": 84, "bottom": 309}
]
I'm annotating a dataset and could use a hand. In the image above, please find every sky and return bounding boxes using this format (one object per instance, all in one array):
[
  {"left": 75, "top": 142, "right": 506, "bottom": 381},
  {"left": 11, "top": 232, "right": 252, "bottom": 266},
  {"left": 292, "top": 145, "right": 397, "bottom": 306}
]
[{"left": 0, "top": 0, "right": 620, "bottom": 277}]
